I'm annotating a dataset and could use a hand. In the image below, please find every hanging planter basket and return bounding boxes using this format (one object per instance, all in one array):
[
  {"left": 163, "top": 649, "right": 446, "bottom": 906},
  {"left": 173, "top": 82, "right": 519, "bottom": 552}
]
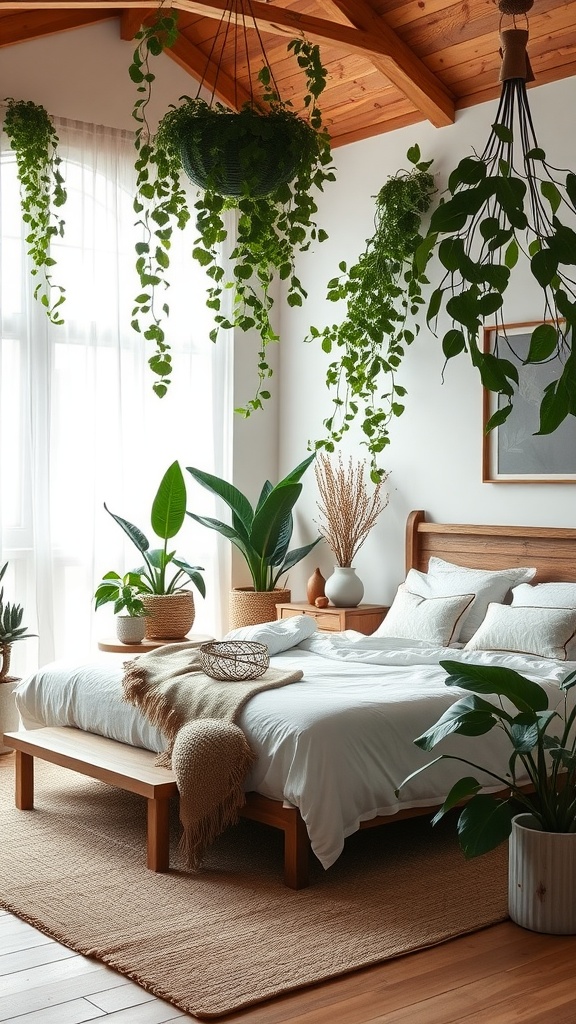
[{"left": 170, "top": 103, "right": 319, "bottom": 198}]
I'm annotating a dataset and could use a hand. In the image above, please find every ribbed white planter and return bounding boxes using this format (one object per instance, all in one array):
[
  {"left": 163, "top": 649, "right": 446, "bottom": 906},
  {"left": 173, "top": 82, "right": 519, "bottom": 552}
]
[
  {"left": 0, "top": 678, "right": 21, "bottom": 754},
  {"left": 115, "top": 615, "right": 146, "bottom": 645},
  {"left": 509, "top": 813, "right": 576, "bottom": 934}
]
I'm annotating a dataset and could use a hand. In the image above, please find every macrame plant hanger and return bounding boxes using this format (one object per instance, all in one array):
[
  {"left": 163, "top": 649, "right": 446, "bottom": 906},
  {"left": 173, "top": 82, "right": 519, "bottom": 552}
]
[{"left": 178, "top": 0, "right": 308, "bottom": 196}]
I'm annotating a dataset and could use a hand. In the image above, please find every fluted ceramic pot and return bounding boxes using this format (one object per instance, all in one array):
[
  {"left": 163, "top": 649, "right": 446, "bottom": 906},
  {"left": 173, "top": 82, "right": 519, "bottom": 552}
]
[
  {"left": 324, "top": 566, "right": 364, "bottom": 608},
  {"left": 508, "top": 813, "right": 576, "bottom": 934}
]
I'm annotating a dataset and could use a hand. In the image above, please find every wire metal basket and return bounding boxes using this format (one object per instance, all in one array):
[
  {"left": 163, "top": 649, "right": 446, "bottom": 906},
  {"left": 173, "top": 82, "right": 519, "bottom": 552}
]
[{"left": 200, "top": 640, "right": 270, "bottom": 681}]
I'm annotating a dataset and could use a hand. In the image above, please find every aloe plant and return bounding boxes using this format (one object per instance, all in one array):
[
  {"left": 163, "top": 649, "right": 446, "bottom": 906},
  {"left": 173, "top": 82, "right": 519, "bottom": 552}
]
[
  {"left": 97, "top": 461, "right": 205, "bottom": 604},
  {"left": 0, "top": 561, "right": 36, "bottom": 681},
  {"left": 186, "top": 454, "right": 320, "bottom": 592}
]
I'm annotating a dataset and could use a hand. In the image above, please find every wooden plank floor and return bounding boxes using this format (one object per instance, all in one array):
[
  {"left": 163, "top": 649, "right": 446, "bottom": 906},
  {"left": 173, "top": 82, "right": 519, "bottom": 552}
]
[{"left": 2, "top": 906, "right": 576, "bottom": 1023}]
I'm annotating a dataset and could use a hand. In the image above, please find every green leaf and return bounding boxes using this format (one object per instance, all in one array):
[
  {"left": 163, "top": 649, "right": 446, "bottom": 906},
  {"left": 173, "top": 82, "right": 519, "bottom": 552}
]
[
  {"left": 541, "top": 180, "right": 562, "bottom": 214},
  {"left": 442, "top": 328, "right": 466, "bottom": 358},
  {"left": 491, "top": 122, "right": 513, "bottom": 143},
  {"left": 526, "top": 323, "right": 560, "bottom": 362},
  {"left": 431, "top": 778, "right": 482, "bottom": 824},
  {"left": 440, "top": 660, "right": 549, "bottom": 713},
  {"left": 531, "top": 248, "right": 559, "bottom": 288},
  {"left": 457, "top": 795, "right": 515, "bottom": 858},
  {"left": 407, "top": 144, "right": 421, "bottom": 164}
]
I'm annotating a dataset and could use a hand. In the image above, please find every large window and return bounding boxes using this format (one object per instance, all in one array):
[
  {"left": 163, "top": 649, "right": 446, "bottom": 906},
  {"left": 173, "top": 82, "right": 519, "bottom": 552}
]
[{"left": 0, "top": 117, "right": 231, "bottom": 677}]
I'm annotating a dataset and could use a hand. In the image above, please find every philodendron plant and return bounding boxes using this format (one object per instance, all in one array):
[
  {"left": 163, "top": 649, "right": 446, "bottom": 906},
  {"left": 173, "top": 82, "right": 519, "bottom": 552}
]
[
  {"left": 0, "top": 561, "right": 36, "bottom": 681},
  {"left": 397, "top": 659, "right": 576, "bottom": 858}
]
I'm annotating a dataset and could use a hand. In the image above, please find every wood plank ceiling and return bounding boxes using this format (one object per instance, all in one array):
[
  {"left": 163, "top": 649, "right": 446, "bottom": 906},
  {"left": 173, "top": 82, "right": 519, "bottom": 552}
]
[{"left": 0, "top": 0, "right": 574, "bottom": 147}]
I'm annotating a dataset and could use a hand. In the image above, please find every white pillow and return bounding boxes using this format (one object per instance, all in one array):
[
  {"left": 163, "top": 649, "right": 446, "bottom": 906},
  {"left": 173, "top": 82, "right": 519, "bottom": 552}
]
[
  {"left": 373, "top": 587, "right": 474, "bottom": 646},
  {"left": 464, "top": 603, "right": 576, "bottom": 661},
  {"left": 224, "top": 614, "right": 317, "bottom": 655},
  {"left": 511, "top": 582, "right": 576, "bottom": 659},
  {"left": 512, "top": 582, "right": 576, "bottom": 608},
  {"left": 407, "top": 561, "right": 536, "bottom": 644}
]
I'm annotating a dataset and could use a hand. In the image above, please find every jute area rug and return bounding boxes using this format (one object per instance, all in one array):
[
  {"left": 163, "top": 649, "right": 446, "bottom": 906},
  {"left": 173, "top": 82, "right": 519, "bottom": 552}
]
[{"left": 0, "top": 755, "right": 508, "bottom": 1019}]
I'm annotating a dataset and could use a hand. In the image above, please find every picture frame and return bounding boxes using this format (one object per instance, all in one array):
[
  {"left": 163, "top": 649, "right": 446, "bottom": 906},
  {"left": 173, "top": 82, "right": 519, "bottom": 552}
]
[{"left": 482, "top": 320, "right": 576, "bottom": 484}]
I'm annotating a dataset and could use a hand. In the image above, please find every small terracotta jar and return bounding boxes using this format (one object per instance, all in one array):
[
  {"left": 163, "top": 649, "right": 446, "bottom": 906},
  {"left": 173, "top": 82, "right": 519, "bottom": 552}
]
[{"left": 306, "top": 567, "right": 326, "bottom": 605}]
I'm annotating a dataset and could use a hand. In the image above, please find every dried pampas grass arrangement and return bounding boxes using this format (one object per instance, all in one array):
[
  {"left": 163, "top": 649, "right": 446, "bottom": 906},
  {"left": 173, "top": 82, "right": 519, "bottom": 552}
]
[{"left": 314, "top": 453, "right": 389, "bottom": 567}]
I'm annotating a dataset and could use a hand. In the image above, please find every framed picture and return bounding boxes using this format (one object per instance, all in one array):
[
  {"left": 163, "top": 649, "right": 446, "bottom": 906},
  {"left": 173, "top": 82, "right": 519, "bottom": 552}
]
[{"left": 482, "top": 320, "right": 576, "bottom": 484}]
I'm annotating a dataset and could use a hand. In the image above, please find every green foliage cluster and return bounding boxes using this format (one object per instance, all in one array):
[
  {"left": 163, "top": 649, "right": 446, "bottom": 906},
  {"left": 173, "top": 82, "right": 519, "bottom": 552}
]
[
  {"left": 129, "top": 9, "right": 335, "bottom": 404},
  {"left": 307, "top": 146, "right": 435, "bottom": 482},
  {"left": 96, "top": 461, "right": 206, "bottom": 604},
  {"left": 398, "top": 659, "right": 576, "bottom": 858},
  {"left": 0, "top": 562, "right": 34, "bottom": 647},
  {"left": 420, "top": 98, "right": 576, "bottom": 437},
  {"left": 3, "top": 98, "right": 67, "bottom": 325},
  {"left": 186, "top": 453, "right": 320, "bottom": 592}
]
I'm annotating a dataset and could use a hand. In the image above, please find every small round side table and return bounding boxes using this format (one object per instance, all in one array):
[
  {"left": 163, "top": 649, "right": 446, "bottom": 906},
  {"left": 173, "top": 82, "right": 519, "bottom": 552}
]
[{"left": 97, "top": 634, "right": 214, "bottom": 655}]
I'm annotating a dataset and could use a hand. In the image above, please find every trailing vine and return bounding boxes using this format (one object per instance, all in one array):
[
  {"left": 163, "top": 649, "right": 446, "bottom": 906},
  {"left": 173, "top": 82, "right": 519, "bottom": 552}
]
[
  {"left": 307, "top": 146, "right": 435, "bottom": 482},
  {"left": 3, "top": 98, "right": 66, "bottom": 324},
  {"left": 129, "top": 8, "right": 182, "bottom": 397},
  {"left": 129, "top": 9, "right": 335, "bottom": 403}
]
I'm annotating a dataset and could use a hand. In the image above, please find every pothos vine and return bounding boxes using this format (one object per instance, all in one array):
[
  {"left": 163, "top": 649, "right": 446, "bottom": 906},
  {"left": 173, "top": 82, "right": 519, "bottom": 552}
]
[{"left": 307, "top": 145, "right": 436, "bottom": 482}]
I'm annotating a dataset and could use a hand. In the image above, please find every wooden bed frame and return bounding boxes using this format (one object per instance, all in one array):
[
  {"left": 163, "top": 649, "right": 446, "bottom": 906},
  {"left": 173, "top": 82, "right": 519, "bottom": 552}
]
[{"left": 6, "top": 509, "right": 576, "bottom": 889}]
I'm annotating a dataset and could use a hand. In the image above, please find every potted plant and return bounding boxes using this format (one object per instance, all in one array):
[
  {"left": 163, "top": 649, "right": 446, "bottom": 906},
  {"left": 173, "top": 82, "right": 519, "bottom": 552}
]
[
  {"left": 398, "top": 659, "right": 576, "bottom": 934},
  {"left": 98, "top": 461, "right": 205, "bottom": 640},
  {"left": 129, "top": 9, "right": 335, "bottom": 404},
  {"left": 185, "top": 453, "right": 320, "bottom": 629},
  {"left": 0, "top": 561, "right": 36, "bottom": 752},
  {"left": 314, "top": 453, "right": 389, "bottom": 607},
  {"left": 3, "top": 97, "right": 67, "bottom": 325},
  {"left": 94, "top": 571, "right": 149, "bottom": 645},
  {"left": 307, "top": 145, "right": 435, "bottom": 482}
]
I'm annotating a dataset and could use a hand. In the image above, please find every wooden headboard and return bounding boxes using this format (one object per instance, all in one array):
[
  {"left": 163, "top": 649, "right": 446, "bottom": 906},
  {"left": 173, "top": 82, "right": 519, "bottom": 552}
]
[{"left": 406, "top": 510, "right": 576, "bottom": 583}]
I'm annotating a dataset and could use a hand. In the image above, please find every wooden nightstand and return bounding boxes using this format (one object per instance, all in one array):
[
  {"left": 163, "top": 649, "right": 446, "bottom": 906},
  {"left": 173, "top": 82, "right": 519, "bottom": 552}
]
[{"left": 276, "top": 602, "right": 388, "bottom": 635}]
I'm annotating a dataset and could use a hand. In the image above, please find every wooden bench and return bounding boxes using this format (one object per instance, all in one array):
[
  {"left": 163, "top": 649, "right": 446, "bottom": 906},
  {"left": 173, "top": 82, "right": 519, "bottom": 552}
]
[{"left": 2, "top": 727, "right": 311, "bottom": 887}]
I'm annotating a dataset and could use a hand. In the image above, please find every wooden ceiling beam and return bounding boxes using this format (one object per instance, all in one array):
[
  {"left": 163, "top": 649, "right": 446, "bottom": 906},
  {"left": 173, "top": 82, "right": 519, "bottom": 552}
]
[
  {"left": 119, "top": 7, "right": 147, "bottom": 39},
  {"left": 0, "top": 1, "right": 454, "bottom": 126},
  {"left": 317, "top": 0, "right": 454, "bottom": 128}
]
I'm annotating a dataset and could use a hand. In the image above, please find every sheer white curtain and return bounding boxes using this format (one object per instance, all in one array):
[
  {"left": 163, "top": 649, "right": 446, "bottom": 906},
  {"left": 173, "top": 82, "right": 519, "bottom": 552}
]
[{"left": 0, "top": 116, "right": 232, "bottom": 678}]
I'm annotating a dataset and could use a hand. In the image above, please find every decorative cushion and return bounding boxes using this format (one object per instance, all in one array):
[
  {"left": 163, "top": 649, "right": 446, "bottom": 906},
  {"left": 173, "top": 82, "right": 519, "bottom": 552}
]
[
  {"left": 406, "top": 560, "right": 536, "bottom": 643},
  {"left": 511, "top": 582, "right": 576, "bottom": 659},
  {"left": 464, "top": 603, "right": 576, "bottom": 661},
  {"left": 372, "top": 587, "right": 474, "bottom": 646}
]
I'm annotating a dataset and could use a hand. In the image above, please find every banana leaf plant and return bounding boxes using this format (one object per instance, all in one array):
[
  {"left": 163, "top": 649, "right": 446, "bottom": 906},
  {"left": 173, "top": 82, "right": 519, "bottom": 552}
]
[
  {"left": 186, "top": 453, "right": 320, "bottom": 592},
  {"left": 96, "top": 460, "right": 205, "bottom": 603},
  {"left": 397, "top": 659, "right": 576, "bottom": 858}
]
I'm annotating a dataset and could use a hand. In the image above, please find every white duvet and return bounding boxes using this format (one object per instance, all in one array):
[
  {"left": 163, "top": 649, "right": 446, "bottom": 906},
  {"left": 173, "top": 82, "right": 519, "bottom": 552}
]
[{"left": 14, "top": 620, "right": 575, "bottom": 870}]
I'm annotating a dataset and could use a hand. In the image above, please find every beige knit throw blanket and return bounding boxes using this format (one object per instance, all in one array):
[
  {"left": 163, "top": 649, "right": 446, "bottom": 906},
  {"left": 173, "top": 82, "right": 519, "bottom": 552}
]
[{"left": 122, "top": 642, "right": 303, "bottom": 869}]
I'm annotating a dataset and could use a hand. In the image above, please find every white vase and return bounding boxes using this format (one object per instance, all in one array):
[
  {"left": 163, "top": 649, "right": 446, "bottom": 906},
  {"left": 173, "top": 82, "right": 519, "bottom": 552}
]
[
  {"left": 115, "top": 615, "right": 147, "bottom": 645},
  {"left": 0, "top": 678, "right": 21, "bottom": 754},
  {"left": 508, "top": 813, "right": 576, "bottom": 934},
  {"left": 324, "top": 567, "right": 364, "bottom": 608}
]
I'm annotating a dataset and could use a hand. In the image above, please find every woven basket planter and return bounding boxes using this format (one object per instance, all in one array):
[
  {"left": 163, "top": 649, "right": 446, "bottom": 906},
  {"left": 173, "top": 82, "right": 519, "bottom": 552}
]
[
  {"left": 229, "top": 588, "right": 290, "bottom": 631},
  {"left": 179, "top": 110, "right": 313, "bottom": 198},
  {"left": 141, "top": 591, "right": 195, "bottom": 640}
]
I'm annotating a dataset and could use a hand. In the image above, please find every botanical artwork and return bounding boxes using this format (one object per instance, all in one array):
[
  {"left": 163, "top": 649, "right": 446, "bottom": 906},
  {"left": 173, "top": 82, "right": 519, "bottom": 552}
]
[{"left": 483, "top": 323, "right": 576, "bottom": 482}]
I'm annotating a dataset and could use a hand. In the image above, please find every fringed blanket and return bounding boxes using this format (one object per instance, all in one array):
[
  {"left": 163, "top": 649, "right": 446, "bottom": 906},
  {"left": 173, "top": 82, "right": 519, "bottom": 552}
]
[{"left": 122, "top": 642, "right": 303, "bottom": 869}]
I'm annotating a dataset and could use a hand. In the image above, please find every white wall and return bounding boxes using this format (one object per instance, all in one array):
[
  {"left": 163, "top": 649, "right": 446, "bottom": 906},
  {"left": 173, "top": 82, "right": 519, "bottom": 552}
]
[{"left": 278, "top": 78, "right": 576, "bottom": 606}]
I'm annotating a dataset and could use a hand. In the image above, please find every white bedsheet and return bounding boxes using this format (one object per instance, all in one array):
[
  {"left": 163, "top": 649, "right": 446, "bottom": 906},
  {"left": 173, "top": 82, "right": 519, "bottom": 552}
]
[{"left": 14, "top": 629, "right": 574, "bottom": 870}]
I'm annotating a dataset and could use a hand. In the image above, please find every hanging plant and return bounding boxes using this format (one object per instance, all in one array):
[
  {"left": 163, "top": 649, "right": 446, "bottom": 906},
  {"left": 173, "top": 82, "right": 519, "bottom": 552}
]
[
  {"left": 307, "top": 145, "right": 435, "bottom": 482},
  {"left": 418, "top": 13, "right": 576, "bottom": 437},
  {"left": 129, "top": 8, "right": 335, "bottom": 401},
  {"left": 3, "top": 98, "right": 66, "bottom": 324}
]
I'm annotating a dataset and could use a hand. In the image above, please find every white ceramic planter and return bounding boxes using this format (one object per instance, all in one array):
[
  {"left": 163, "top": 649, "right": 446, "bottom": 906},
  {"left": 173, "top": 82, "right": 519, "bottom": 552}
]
[
  {"left": 0, "top": 678, "right": 21, "bottom": 754},
  {"left": 324, "top": 567, "right": 364, "bottom": 608},
  {"left": 509, "top": 813, "right": 576, "bottom": 934}
]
